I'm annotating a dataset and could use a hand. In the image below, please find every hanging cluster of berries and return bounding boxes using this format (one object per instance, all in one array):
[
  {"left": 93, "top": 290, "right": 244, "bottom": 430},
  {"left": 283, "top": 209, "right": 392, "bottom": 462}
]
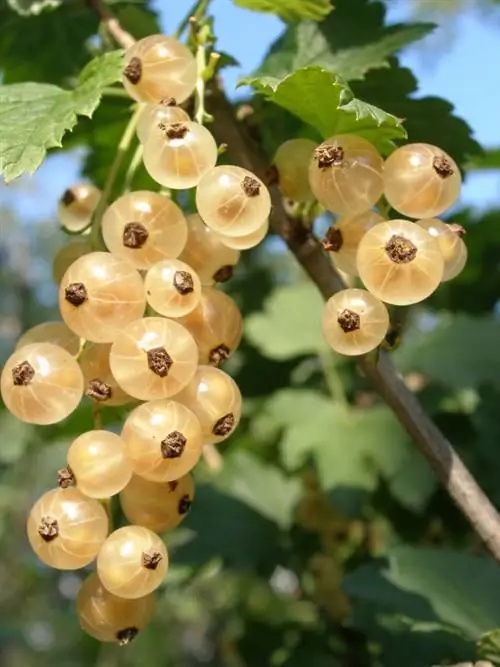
[
  {"left": 274, "top": 135, "right": 467, "bottom": 356},
  {"left": 0, "top": 33, "right": 271, "bottom": 645}
]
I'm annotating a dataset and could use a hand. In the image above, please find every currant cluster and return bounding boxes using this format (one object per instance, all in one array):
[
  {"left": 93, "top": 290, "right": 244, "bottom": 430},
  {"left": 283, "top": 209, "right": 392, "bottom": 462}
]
[
  {"left": 0, "top": 33, "right": 270, "bottom": 645},
  {"left": 274, "top": 136, "right": 467, "bottom": 356}
]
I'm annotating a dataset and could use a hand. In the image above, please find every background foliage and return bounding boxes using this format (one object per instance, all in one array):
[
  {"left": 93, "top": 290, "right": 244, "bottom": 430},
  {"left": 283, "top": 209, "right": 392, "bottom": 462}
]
[{"left": 1, "top": 0, "right": 500, "bottom": 665}]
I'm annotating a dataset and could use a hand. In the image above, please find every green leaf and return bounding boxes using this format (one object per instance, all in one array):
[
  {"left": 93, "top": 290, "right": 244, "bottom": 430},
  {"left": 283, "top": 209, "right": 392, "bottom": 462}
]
[
  {"left": 212, "top": 451, "right": 301, "bottom": 529},
  {"left": 7, "top": 0, "right": 59, "bottom": 15},
  {"left": 245, "top": 283, "right": 324, "bottom": 360},
  {"left": 344, "top": 547, "right": 500, "bottom": 640},
  {"left": 0, "top": 50, "right": 124, "bottom": 182},
  {"left": 394, "top": 315, "right": 500, "bottom": 391},
  {"left": 467, "top": 147, "right": 500, "bottom": 171},
  {"left": 256, "top": 0, "right": 434, "bottom": 82},
  {"left": 241, "top": 67, "right": 406, "bottom": 152},
  {"left": 232, "top": 0, "right": 333, "bottom": 21},
  {"left": 478, "top": 629, "right": 500, "bottom": 665}
]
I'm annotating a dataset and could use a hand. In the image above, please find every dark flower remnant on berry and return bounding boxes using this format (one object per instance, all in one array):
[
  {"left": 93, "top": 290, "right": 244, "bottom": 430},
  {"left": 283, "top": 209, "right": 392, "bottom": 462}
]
[
  {"left": 57, "top": 466, "right": 75, "bottom": 489},
  {"left": 213, "top": 412, "right": 235, "bottom": 437},
  {"left": 433, "top": 155, "right": 454, "bottom": 178},
  {"left": 38, "top": 516, "right": 59, "bottom": 542},
  {"left": 12, "top": 360, "right": 35, "bottom": 386},
  {"left": 337, "top": 309, "right": 361, "bottom": 333},
  {"left": 86, "top": 379, "right": 113, "bottom": 402},
  {"left": 209, "top": 343, "right": 230, "bottom": 366},
  {"left": 65, "top": 282, "right": 88, "bottom": 306},
  {"left": 173, "top": 270, "right": 194, "bottom": 295},
  {"left": 147, "top": 347, "right": 173, "bottom": 377},
  {"left": 116, "top": 627, "right": 139, "bottom": 646},
  {"left": 322, "top": 226, "right": 343, "bottom": 252},
  {"left": 315, "top": 144, "right": 344, "bottom": 168},
  {"left": 213, "top": 265, "right": 234, "bottom": 283},
  {"left": 142, "top": 551, "right": 163, "bottom": 570},
  {"left": 123, "top": 56, "right": 142, "bottom": 84},
  {"left": 161, "top": 431, "right": 187, "bottom": 459},
  {"left": 165, "top": 123, "right": 188, "bottom": 140},
  {"left": 385, "top": 235, "right": 418, "bottom": 264},
  {"left": 241, "top": 175, "right": 261, "bottom": 197},
  {"left": 178, "top": 495, "right": 192, "bottom": 515},
  {"left": 123, "top": 222, "right": 149, "bottom": 249},
  {"left": 61, "top": 188, "right": 76, "bottom": 207}
]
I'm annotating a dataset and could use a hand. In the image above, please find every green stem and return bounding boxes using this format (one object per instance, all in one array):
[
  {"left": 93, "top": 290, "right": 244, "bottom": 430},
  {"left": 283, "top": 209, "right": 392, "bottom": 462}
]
[
  {"left": 89, "top": 104, "right": 142, "bottom": 250},
  {"left": 194, "top": 41, "right": 208, "bottom": 125},
  {"left": 102, "top": 86, "right": 130, "bottom": 98},
  {"left": 123, "top": 144, "right": 143, "bottom": 193},
  {"left": 173, "top": 0, "right": 211, "bottom": 39}
]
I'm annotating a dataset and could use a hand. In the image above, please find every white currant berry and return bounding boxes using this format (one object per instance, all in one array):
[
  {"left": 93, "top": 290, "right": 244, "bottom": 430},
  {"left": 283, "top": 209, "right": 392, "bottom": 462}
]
[
  {"left": 58, "top": 183, "right": 101, "bottom": 233},
  {"left": 273, "top": 138, "right": 316, "bottom": 202},
  {"left": 145, "top": 259, "right": 202, "bottom": 318},
  {"left": 15, "top": 321, "right": 80, "bottom": 356},
  {"left": 136, "top": 98, "right": 190, "bottom": 144},
  {"left": 323, "top": 211, "right": 384, "bottom": 276},
  {"left": 416, "top": 218, "right": 467, "bottom": 282},
  {"left": 218, "top": 218, "right": 269, "bottom": 250},
  {"left": 52, "top": 239, "right": 92, "bottom": 285},
  {"left": 79, "top": 343, "right": 133, "bottom": 406}
]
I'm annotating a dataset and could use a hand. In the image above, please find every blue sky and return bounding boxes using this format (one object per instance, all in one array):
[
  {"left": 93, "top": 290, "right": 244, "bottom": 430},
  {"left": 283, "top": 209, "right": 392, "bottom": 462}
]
[{"left": 2, "top": 0, "right": 500, "bottom": 220}]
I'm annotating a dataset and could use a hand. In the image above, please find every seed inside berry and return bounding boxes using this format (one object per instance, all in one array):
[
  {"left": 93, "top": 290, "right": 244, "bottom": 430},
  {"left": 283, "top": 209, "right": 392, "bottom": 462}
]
[
  {"left": 123, "top": 57, "right": 142, "bottom": 84},
  {"left": 213, "top": 265, "right": 234, "bottom": 283},
  {"left": 116, "top": 627, "right": 139, "bottom": 646},
  {"left": 123, "top": 222, "right": 149, "bottom": 249},
  {"left": 241, "top": 176, "right": 261, "bottom": 197},
  {"left": 147, "top": 347, "right": 173, "bottom": 378},
  {"left": 315, "top": 145, "right": 344, "bottom": 168},
  {"left": 213, "top": 413, "right": 235, "bottom": 437},
  {"left": 12, "top": 360, "right": 35, "bottom": 386},
  {"left": 433, "top": 155, "right": 454, "bottom": 178},
  {"left": 65, "top": 282, "right": 88, "bottom": 306},
  {"left": 38, "top": 516, "right": 59, "bottom": 542},
  {"left": 209, "top": 344, "right": 230, "bottom": 366},
  {"left": 178, "top": 495, "right": 192, "bottom": 515},
  {"left": 337, "top": 309, "right": 361, "bottom": 333},
  {"left": 322, "top": 227, "right": 343, "bottom": 252},
  {"left": 161, "top": 431, "right": 186, "bottom": 459},
  {"left": 142, "top": 551, "right": 162, "bottom": 570},
  {"left": 173, "top": 270, "right": 194, "bottom": 295},
  {"left": 385, "top": 235, "right": 418, "bottom": 264}
]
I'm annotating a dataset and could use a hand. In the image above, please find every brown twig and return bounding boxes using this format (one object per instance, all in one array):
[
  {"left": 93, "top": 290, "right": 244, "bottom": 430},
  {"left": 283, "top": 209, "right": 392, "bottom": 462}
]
[{"left": 86, "top": 4, "right": 500, "bottom": 561}]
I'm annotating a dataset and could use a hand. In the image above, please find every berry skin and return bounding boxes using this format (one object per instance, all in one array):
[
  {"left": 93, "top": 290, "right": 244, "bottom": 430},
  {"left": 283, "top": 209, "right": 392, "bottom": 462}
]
[
  {"left": 356, "top": 219, "right": 444, "bottom": 305},
  {"left": 383, "top": 143, "right": 461, "bottom": 219},
  {"left": 101, "top": 191, "right": 187, "bottom": 270},
  {"left": 145, "top": 259, "right": 202, "bottom": 318},
  {"left": 136, "top": 99, "right": 190, "bottom": 144},
  {"left": 309, "top": 134, "right": 384, "bottom": 215},
  {"left": 218, "top": 218, "right": 269, "bottom": 250},
  {"left": 27, "top": 487, "right": 109, "bottom": 569},
  {"left": 416, "top": 218, "right": 468, "bottom": 282},
  {"left": 176, "top": 286, "right": 243, "bottom": 366},
  {"left": 77, "top": 572, "right": 156, "bottom": 644},
  {"left": 119, "top": 473, "right": 194, "bottom": 533},
  {"left": 175, "top": 366, "right": 242, "bottom": 444},
  {"left": 79, "top": 343, "right": 133, "bottom": 407},
  {"left": 196, "top": 166, "right": 271, "bottom": 237},
  {"left": 121, "top": 399, "right": 203, "bottom": 482},
  {"left": 66, "top": 430, "right": 132, "bottom": 498},
  {"left": 143, "top": 121, "right": 218, "bottom": 190},
  {"left": 59, "top": 252, "right": 146, "bottom": 344},
  {"left": 97, "top": 525, "right": 168, "bottom": 599},
  {"left": 321, "top": 289, "right": 389, "bottom": 356},
  {"left": 1, "top": 343, "right": 84, "bottom": 425},
  {"left": 52, "top": 239, "right": 92, "bottom": 285},
  {"left": 179, "top": 213, "right": 240, "bottom": 286},
  {"left": 58, "top": 183, "right": 101, "bottom": 233},
  {"left": 15, "top": 321, "right": 80, "bottom": 356},
  {"left": 109, "top": 317, "right": 198, "bottom": 401},
  {"left": 122, "top": 34, "right": 197, "bottom": 104},
  {"left": 323, "top": 211, "right": 384, "bottom": 276},
  {"left": 273, "top": 138, "right": 316, "bottom": 202}
]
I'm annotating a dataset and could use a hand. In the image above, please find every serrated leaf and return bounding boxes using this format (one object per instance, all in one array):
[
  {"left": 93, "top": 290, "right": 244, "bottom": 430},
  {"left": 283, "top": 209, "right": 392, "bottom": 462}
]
[
  {"left": 245, "top": 283, "right": 324, "bottom": 360},
  {"left": 232, "top": 0, "right": 333, "bottom": 21},
  {"left": 256, "top": 0, "right": 434, "bottom": 82},
  {"left": 394, "top": 315, "right": 500, "bottom": 391},
  {"left": 478, "top": 629, "right": 500, "bottom": 665},
  {"left": 344, "top": 547, "right": 500, "bottom": 640},
  {"left": 213, "top": 451, "right": 301, "bottom": 529},
  {"left": 0, "top": 50, "right": 124, "bottom": 182},
  {"left": 241, "top": 67, "right": 406, "bottom": 152}
]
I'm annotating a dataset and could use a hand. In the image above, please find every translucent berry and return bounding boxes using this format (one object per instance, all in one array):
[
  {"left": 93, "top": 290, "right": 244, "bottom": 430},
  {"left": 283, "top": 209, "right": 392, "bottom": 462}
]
[
  {"left": 15, "top": 321, "right": 80, "bottom": 356},
  {"left": 309, "top": 134, "right": 384, "bottom": 215},
  {"left": 52, "top": 239, "right": 92, "bottom": 285},
  {"left": 79, "top": 343, "right": 133, "bottom": 406},
  {"left": 109, "top": 317, "right": 198, "bottom": 401},
  {"left": 59, "top": 252, "right": 146, "bottom": 343},
  {"left": 120, "top": 474, "right": 194, "bottom": 533},
  {"left": 1, "top": 343, "right": 84, "bottom": 425},
  {"left": 176, "top": 286, "right": 242, "bottom": 366},
  {"left": 273, "top": 138, "right": 316, "bottom": 202},
  {"left": 65, "top": 430, "right": 132, "bottom": 498},
  {"left": 101, "top": 191, "right": 187, "bottom": 270},
  {"left": 27, "top": 487, "right": 108, "bottom": 570},
  {"left": 121, "top": 399, "right": 203, "bottom": 482},
  {"left": 97, "top": 525, "right": 168, "bottom": 599},
  {"left": 218, "top": 218, "right": 269, "bottom": 250},
  {"left": 416, "top": 218, "right": 468, "bottom": 282},
  {"left": 196, "top": 166, "right": 271, "bottom": 237},
  {"left": 145, "top": 259, "right": 202, "bottom": 317},
  {"left": 323, "top": 211, "right": 384, "bottom": 276},
  {"left": 322, "top": 289, "right": 389, "bottom": 356},
  {"left": 136, "top": 99, "right": 190, "bottom": 144},
  {"left": 356, "top": 219, "right": 444, "bottom": 305},
  {"left": 143, "top": 121, "right": 218, "bottom": 190},
  {"left": 175, "top": 366, "right": 242, "bottom": 444},
  {"left": 383, "top": 143, "right": 461, "bottom": 219},
  {"left": 179, "top": 213, "right": 240, "bottom": 285},
  {"left": 122, "top": 34, "right": 197, "bottom": 104},
  {"left": 77, "top": 572, "right": 156, "bottom": 644},
  {"left": 58, "top": 183, "right": 101, "bottom": 233}
]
